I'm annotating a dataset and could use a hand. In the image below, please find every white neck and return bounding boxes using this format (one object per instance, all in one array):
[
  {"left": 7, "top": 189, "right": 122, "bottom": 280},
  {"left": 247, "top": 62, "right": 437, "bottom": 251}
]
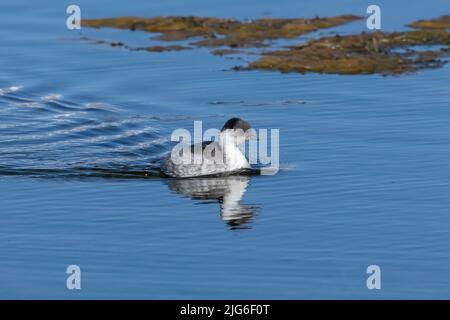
[{"left": 219, "top": 131, "right": 248, "bottom": 168}]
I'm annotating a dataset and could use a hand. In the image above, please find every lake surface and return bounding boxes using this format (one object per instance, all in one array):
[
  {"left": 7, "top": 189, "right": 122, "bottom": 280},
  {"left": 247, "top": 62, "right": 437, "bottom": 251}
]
[{"left": 1, "top": 0, "right": 450, "bottom": 299}]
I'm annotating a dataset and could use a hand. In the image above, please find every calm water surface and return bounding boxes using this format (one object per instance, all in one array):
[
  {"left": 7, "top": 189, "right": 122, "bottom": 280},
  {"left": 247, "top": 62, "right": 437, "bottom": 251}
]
[{"left": 1, "top": 0, "right": 450, "bottom": 298}]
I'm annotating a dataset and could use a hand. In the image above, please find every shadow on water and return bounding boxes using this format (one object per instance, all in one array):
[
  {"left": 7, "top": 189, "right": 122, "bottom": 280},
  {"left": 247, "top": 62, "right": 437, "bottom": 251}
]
[
  {"left": 166, "top": 174, "right": 260, "bottom": 230},
  {"left": 0, "top": 165, "right": 163, "bottom": 180}
]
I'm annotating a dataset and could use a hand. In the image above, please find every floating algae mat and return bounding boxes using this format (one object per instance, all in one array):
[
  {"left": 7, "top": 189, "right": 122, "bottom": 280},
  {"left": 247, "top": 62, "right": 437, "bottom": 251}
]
[
  {"left": 248, "top": 30, "right": 450, "bottom": 75},
  {"left": 82, "top": 15, "right": 450, "bottom": 75},
  {"left": 408, "top": 15, "right": 450, "bottom": 30},
  {"left": 82, "top": 15, "right": 362, "bottom": 47}
]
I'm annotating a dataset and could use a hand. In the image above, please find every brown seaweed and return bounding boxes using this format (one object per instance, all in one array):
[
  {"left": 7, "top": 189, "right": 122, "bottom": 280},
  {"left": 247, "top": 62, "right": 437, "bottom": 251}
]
[
  {"left": 247, "top": 30, "right": 450, "bottom": 75},
  {"left": 135, "top": 45, "right": 192, "bottom": 52},
  {"left": 81, "top": 15, "right": 450, "bottom": 75},
  {"left": 408, "top": 15, "right": 450, "bottom": 30},
  {"left": 82, "top": 15, "right": 363, "bottom": 48}
]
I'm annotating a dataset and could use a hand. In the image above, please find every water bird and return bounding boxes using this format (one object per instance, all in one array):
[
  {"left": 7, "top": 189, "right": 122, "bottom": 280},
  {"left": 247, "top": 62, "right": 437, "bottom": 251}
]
[{"left": 162, "top": 117, "right": 255, "bottom": 178}]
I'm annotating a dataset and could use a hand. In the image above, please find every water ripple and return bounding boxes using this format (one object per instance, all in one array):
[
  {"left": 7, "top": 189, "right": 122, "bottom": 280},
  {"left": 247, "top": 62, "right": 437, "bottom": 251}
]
[{"left": 0, "top": 87, "right": 168, "bottom": 177}]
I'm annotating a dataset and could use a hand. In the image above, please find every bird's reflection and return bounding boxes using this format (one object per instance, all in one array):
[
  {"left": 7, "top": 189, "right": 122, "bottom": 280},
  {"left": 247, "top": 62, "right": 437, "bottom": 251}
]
[{"left": 166, "top": 175, "right": 258, "bottom": 230}]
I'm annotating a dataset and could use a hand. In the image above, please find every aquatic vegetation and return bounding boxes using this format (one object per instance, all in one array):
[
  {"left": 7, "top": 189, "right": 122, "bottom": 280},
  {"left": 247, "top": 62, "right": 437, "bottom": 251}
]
[
  {"left": 210, "top": 49, "right": 248, "bottom": 56},
  {"left": 80, "top": 36, "right": 192, "bottom": 53},
  {"left": 134, "top": 45, "right": 192, "bottom": 52},
  {"left": 83, "top": 15, "right": 362, "bottom": 48},
  {"left": 82, "top": 15, "right": 450, "bottom": 75},
  {"left": 248, "top": 30, "right": 450, "bottom": 75},
  {"left": 409, "top": 15, "right": 450, "bottom": 30}
]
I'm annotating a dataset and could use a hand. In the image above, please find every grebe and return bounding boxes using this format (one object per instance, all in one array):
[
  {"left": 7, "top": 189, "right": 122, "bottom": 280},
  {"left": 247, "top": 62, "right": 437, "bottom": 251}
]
[{"left": 162, "top": 118, "right": 255, "bottom": 178}]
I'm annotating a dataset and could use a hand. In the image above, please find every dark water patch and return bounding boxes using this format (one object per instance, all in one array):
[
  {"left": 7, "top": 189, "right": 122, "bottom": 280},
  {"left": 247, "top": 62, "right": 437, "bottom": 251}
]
[{"left": 0, "top": 165, "right": 162, "bottom": 180}]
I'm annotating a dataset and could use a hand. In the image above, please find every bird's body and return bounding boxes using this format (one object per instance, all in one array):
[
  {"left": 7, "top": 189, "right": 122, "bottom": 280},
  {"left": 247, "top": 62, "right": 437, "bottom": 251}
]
[{"left": 161, "top": 118, "right": 254, "bottom": 178}]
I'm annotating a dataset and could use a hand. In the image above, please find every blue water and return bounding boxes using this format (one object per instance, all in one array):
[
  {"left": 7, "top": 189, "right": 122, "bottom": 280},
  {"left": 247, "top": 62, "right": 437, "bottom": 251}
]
[{"left": 1, "top": 0, "right": 450, "bottom": 299}]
